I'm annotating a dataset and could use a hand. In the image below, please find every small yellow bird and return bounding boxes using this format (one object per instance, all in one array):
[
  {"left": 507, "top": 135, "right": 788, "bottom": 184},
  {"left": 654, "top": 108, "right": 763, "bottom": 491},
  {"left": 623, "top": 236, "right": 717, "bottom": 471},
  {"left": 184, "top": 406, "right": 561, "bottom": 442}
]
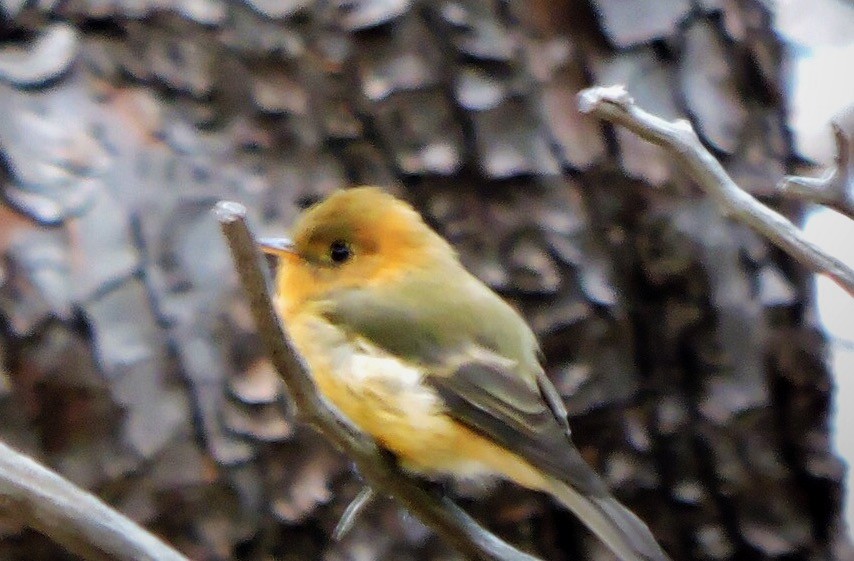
[{"left": 262, "top": 187, "right": 669, "bottom": 561}]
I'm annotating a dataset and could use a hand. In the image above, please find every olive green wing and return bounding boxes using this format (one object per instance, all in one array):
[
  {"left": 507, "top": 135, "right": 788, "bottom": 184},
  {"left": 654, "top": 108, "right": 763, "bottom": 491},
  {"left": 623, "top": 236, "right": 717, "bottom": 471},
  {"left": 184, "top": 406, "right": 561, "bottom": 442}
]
[
  {"left": 424, "top": 356, "right": 608, "bottom": 496},
  {"left": 322, "top": 277, "right": 607, "bottom": 496}
]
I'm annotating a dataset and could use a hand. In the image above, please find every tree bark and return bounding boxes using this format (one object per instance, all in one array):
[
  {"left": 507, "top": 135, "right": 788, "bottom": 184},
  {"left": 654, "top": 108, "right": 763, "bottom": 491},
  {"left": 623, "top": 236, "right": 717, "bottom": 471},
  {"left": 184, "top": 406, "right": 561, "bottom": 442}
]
[{"left": 0, "top": 1, "right": 847, "bottom": 560}]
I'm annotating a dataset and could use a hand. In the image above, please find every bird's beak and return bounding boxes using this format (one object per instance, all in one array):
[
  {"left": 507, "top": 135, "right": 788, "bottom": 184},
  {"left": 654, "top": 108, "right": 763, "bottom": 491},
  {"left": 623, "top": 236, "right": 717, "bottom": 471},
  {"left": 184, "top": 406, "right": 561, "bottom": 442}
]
[{"left": 259, "top": 237, "right": 296, "bottom": 256}]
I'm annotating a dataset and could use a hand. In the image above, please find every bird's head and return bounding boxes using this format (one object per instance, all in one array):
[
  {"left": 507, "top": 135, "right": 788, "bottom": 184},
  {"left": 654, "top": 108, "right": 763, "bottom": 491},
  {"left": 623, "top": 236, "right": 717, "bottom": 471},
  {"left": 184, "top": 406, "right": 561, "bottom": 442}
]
[{"left": 262, "top": 187, "right": 456, "bottom": 314}]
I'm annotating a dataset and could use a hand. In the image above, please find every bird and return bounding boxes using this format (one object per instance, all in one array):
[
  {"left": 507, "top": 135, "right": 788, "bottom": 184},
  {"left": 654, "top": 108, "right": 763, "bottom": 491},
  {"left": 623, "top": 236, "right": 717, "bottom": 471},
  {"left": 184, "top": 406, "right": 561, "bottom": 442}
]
[{"left": 261, "top": 186, "right": 670, "bottom": 561}]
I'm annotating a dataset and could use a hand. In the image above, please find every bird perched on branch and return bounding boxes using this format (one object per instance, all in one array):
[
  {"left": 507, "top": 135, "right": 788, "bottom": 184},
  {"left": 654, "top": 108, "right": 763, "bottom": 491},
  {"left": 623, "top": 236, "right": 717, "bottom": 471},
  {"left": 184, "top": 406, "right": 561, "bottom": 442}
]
[{"left": 262, "top": 187, "right": 669, "bottom": 561}]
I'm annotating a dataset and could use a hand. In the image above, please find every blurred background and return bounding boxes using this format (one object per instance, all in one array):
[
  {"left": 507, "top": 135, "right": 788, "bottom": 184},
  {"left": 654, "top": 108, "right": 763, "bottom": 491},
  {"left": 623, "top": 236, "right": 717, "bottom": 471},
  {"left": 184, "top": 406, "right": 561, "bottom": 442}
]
[{"left": 0, "top": 0, "right": 852, "bottom": 560}]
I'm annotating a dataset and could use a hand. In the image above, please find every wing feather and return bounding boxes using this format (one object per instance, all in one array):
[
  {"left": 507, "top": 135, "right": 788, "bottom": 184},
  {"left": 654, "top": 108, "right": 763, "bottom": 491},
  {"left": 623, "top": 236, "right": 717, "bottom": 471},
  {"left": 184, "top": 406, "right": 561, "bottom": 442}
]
[
  {"left": 425, "top": 357, "right": 608, "bottom": 497},
  {"left": 322, "top": 275, "right": 608, "bottom": 496}
]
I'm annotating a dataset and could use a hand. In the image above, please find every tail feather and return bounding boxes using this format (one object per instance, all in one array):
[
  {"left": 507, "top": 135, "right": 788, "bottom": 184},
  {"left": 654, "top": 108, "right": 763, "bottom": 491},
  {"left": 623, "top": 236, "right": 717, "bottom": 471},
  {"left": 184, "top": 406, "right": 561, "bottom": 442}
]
[{"left": 549, "top": 480, "right": 670, "bottom": 561}]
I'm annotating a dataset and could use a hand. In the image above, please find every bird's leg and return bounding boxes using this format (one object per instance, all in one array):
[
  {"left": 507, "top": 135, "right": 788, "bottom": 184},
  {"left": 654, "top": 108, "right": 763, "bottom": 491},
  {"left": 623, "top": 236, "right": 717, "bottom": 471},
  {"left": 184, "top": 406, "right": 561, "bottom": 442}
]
[
  {"left": 334, "top": 450, "right": 455, "bottom": 541},
  {"left": 333, "top": 486, "right": 378, "bottom": 540}
]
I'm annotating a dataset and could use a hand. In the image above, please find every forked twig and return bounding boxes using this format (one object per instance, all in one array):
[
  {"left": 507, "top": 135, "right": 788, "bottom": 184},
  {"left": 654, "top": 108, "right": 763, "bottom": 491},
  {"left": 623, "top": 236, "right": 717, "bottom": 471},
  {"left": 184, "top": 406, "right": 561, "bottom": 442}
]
[
  {"left": 777, "top": 123, "right": 853, "bottom": 219},
  {"left": 578, "top": 85, "right": 854, "bottom": 297}
]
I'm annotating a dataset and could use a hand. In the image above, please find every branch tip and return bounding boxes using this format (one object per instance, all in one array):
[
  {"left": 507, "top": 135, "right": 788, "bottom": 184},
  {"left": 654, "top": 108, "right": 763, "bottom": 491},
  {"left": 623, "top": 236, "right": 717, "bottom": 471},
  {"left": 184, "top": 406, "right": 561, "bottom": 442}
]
[
  {"left": 214, "top": 200, "right": 248, "bottom": 222},
  {"left": 577, "top": 84, "right": 632, "bottom": 114}
]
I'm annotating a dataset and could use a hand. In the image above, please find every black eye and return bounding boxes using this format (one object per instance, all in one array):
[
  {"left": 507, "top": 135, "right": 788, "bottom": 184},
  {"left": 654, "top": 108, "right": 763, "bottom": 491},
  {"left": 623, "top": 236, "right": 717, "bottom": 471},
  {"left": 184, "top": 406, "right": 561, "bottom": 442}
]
[{"left": 329, "top": 240, "right": 351, "bottom": 264}]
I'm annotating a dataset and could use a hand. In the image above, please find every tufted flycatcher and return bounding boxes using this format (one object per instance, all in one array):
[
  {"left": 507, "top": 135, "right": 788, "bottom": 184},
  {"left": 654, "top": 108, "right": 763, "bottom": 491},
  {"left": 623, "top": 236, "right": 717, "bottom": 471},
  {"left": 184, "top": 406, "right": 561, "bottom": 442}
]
[{"left": 262, "top": 187, "right": 669, "bottom": 561}]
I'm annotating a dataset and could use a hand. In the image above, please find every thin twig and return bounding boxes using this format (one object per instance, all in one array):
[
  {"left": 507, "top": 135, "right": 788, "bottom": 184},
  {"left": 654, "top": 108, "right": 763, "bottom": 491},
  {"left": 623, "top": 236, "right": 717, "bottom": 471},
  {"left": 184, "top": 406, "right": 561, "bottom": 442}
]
[
  {"left": 578, "top": 85, "right": 854, "bottom": 298},
  {"left": 214, "top": 201, "right": 542, "bottom": 561},
  {"left": 0, "top": 441, "right": 189, "bottom": 561},
  {"left": 777, "top": 123, "right": 853, "bottom": 219}
]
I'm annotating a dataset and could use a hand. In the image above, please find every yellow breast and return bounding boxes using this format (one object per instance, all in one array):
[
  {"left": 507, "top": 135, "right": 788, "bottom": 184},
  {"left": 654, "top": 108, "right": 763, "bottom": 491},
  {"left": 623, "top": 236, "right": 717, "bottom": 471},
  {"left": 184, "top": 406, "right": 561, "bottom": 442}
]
[{"left": 282, "top": 306, "right": 548, "bottom": 490}]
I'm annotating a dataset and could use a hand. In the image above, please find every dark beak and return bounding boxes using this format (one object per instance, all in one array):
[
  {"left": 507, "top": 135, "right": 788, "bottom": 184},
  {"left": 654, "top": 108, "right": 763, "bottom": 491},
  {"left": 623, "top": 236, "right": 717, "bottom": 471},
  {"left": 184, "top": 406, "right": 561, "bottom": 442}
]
[{"left": 258, "top": 237, "right": 295, "bottom": 256}]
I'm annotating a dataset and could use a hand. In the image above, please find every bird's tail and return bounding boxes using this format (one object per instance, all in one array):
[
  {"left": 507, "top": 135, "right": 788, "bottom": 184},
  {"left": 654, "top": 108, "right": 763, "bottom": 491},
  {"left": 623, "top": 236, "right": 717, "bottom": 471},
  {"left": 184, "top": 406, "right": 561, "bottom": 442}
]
[{"left": 548, "top": 479, "right": 671, "bottom": 561}]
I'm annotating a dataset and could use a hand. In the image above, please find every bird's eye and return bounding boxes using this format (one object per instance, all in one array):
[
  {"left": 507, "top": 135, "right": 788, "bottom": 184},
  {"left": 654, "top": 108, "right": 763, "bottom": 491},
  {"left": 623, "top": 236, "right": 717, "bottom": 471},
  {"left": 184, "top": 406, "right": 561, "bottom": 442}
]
[{"left": 329, "top": 240, "right": 352, "bottom": 264}]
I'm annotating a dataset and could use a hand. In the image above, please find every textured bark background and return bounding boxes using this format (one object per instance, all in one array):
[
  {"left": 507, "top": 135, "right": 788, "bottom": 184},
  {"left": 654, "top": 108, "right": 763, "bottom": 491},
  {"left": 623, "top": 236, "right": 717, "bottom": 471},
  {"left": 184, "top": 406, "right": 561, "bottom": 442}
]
[{"left": 0, "top": 1, "right": 850, "bottom": 560}]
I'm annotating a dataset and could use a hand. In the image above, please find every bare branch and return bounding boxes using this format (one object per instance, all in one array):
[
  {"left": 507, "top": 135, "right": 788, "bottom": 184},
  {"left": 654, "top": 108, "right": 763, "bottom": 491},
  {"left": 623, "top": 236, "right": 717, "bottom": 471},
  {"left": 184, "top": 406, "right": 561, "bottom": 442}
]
[
  {"left": 777, "top": 123, "right": 854, "bottom": 219},
  {"left": 214, "top": 201, "right": 543, "bottom": 561},
  {"left": 578, "top": 85, "right": 854, "bottom": 298},
  {"left": 0, "top": 441, "right": 189, "bottom": 561}
]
